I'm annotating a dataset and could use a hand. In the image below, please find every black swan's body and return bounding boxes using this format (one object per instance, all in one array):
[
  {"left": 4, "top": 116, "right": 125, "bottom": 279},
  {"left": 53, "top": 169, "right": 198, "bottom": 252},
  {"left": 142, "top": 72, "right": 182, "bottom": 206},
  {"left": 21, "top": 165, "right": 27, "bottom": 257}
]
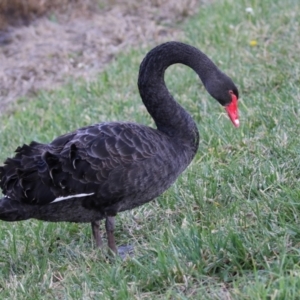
[{"left": 0, "top": 42, "right": 239, "bottom": 253}]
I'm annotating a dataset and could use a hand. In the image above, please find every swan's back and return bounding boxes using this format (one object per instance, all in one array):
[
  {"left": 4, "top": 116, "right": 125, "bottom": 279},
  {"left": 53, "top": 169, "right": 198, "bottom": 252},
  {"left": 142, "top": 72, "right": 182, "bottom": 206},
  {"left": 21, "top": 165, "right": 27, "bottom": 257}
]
[{"left": 0, "top": 122, "right": 195, "bottom": 216}]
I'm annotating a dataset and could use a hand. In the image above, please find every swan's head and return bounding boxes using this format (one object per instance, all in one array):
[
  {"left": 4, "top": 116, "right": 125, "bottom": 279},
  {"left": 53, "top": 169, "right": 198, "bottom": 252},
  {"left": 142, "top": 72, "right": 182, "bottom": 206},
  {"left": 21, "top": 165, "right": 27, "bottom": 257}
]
[{"left": 205, "top": 73, "right": 240, "bottom": 127}]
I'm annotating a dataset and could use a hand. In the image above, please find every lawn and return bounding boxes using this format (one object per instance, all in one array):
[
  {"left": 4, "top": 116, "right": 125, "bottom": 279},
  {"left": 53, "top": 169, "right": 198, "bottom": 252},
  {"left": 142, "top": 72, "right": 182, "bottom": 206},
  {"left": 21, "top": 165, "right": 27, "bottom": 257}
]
[{"left": 1, "top": 0, "right": 300, "bottom": 299}]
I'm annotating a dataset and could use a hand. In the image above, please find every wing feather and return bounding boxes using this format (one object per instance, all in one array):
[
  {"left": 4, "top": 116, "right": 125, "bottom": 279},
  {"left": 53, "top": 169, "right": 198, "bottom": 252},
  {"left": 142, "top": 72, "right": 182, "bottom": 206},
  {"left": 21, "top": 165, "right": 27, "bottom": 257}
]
[{"left": 0, "top": 122, "right": 161, "bottom": 206}]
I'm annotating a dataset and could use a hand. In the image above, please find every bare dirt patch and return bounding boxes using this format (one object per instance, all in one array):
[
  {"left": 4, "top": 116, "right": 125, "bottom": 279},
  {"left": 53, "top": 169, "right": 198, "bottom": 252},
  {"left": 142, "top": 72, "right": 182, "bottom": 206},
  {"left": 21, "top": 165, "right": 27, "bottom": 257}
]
[{"left": 0, "top": 0, "right": 199, "bottom": 114}]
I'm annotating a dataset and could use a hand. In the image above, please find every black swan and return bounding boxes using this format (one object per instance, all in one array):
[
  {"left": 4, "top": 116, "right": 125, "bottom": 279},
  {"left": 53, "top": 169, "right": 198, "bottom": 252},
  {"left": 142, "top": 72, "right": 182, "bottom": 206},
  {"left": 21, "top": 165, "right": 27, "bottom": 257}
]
[{"left": 0, "top": 42, "right": 239, "bottom": 254}]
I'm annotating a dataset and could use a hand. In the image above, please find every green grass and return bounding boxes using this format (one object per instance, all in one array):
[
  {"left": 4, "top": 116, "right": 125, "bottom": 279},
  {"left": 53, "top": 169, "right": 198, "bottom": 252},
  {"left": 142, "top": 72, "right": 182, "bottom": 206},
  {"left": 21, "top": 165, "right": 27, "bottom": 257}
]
[{"left": 1, "top": 0, "right": 300, "bottom": 298}]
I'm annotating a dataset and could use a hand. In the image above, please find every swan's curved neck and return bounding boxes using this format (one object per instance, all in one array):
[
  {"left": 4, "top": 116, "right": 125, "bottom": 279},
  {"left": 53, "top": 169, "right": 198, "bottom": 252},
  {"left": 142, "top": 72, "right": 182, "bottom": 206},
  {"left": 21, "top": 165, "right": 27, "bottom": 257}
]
[{"left": 138, "top": 42, "right": 217, "bottom": 150}]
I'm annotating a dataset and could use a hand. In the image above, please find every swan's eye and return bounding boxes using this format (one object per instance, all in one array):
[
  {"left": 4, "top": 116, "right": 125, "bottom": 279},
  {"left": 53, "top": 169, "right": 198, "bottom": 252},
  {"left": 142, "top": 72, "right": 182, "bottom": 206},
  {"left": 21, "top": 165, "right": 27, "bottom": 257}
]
[{"left": 229, "top": 89, "right": 239, "bottom": 99}]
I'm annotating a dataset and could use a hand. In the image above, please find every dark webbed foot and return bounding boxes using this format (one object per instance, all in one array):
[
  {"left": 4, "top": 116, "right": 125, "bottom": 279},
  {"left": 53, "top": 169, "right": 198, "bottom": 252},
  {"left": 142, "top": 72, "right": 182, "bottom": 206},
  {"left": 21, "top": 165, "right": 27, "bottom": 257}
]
[
  {"left": 91, "top": 220, "right": 103, "bottom": 248},
  {"left": 117, "top": 244, "right": 134, "bottom": 259}
]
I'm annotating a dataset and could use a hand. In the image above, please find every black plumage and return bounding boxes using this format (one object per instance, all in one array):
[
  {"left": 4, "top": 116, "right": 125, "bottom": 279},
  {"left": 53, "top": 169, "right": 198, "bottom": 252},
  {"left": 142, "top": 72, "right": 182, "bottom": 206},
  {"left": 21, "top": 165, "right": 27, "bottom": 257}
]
[{"left": 0, "top": 41, "right": 239, "bottom": 253}]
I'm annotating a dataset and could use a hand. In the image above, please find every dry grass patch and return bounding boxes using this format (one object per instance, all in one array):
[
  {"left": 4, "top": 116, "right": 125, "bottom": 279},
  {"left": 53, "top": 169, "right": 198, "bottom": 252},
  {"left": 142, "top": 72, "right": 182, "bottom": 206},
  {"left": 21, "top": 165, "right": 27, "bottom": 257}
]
[
  {"left": 0, "top": 0, "right": 97, "bottom": 29},
  {"left": 0, "top": 0, "right": 199, "bottom": 114}
]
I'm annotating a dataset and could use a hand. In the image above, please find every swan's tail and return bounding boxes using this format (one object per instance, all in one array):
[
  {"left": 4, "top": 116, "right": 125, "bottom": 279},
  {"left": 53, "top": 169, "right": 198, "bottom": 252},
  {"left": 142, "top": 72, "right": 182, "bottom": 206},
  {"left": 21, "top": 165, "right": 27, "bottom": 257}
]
[{"left": 0, "top": 197, "right": 32, "bottom": 221}]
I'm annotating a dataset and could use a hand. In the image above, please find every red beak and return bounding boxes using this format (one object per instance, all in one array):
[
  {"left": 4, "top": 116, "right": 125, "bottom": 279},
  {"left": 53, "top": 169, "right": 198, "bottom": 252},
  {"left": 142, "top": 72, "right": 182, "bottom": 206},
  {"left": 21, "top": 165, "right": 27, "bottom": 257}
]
[{"left": 225, "top": 92, "right": 239, "bottom": 127}]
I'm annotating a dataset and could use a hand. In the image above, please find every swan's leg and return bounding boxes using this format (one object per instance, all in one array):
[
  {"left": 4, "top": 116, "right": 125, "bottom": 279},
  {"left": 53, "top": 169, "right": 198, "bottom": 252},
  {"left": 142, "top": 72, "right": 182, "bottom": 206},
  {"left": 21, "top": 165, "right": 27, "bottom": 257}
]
[
  {"left": 105, "top": 216, "right": 117, "bottom": 254},
  {"left": 105, "top": 216, "right": 134, "bottom": 258},
  {"left": 91, "top": 220, "right": 103, "bottom": 248}
]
